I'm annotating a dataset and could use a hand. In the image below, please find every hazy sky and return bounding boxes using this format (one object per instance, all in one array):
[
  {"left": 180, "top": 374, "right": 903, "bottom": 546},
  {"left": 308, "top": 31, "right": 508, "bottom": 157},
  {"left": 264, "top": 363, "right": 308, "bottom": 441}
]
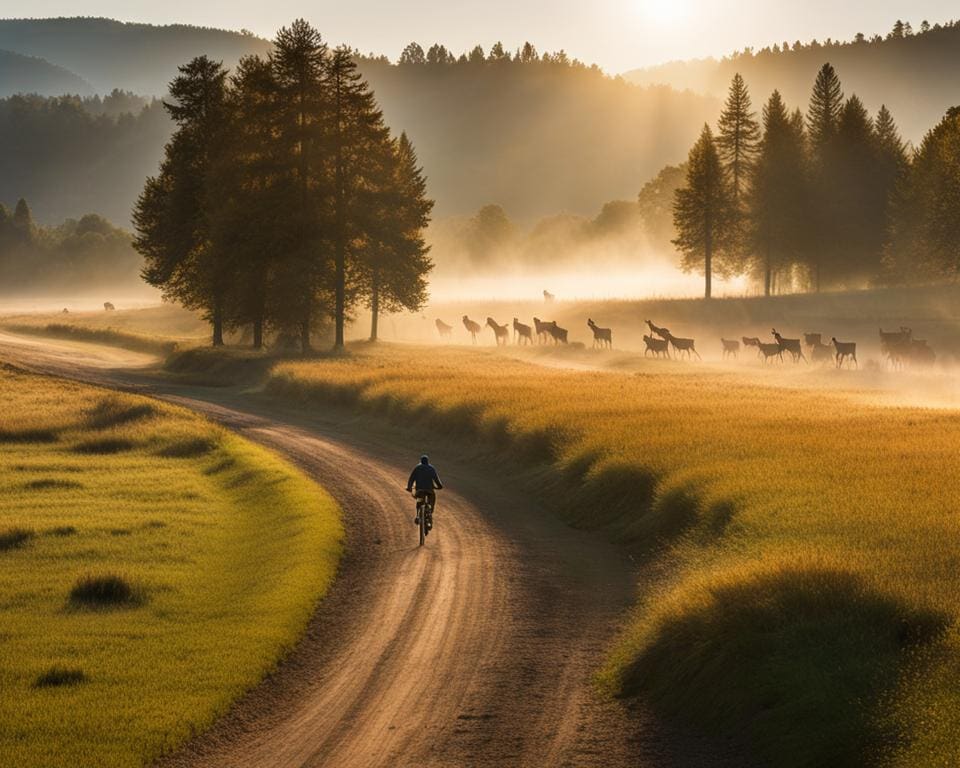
[{"left": 16, "top": 1, "right": 959, "bottom": 73}]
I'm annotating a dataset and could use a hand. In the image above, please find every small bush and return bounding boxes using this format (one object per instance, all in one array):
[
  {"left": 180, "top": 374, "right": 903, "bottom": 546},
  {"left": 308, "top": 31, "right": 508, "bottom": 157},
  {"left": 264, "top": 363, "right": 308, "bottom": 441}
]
[
  {"left": 69, "top": 574, "right": 142, "bottom": 608},
  {"left": 86, "top": 397, "right": 156, "bottom": 430},
  {"left": 73, "top": 438, "right": 134, "bottom": 455},
  {"left": 0, "top": 527, "right": 34, "bottom": 551},
  {"left": 34, "top": 666, "right": 87, "bottom": 688},
  {"left": 25, "top": 478, "right": 83, "bottom": 491}
]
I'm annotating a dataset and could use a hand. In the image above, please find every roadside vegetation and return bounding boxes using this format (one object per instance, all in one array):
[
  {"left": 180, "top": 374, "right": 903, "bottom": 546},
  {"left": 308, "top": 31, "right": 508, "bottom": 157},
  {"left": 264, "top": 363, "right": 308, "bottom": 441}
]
[
  {"left": 0, "top": 365, "right": 342, "bottom": 768},
  {"left": 265, "top": 343, "right": 960, "bottom": 766}
]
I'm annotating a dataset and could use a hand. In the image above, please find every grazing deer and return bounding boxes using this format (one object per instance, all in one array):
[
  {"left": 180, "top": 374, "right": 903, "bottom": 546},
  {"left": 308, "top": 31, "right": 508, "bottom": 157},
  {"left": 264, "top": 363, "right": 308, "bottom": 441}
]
[
  {"left": 742, "top": 336, "right": 762, "bottom": 358},
  {"left": 831, "top": 337, "right": 858, "bottom": 368},
  {"left": 757, "top": 341, "right": 784, "bottom": 363},
  {"left": 543, "top": 290, "right": 555, "bottom": 303},
  {"left": 772, "top": 329, "right": 806, "bottom": 363},
  {"left": 721, "top": 338, "right": 740, "bottom": 359},
  {"left": 462, "top": 315, "right": 482, "bottom": 344},
  {"left": 547, "top": 323, "right": 569, "bottom": 344},
  {"left": 810, "top": 340, "right": 834, "bottom": 363},
  {"left": 587, "top": 318, "right": 612, "bottom": 349},
  {"left": 643, "top": 334, "right": 670, "bottom": 359},
  {"left": 62, "top": 308, "right": 69, "bottom": 314},
  {"left": 486, "top": 317, "right": 509, "bottom": 346},
  {"left": 103, "top": 302, "right": 115, "bottom": 311},
  {"left": 803, "top": 332, "right": 823, "bottom": 348},
  {"left": 665, "top": 331, "right": 701, "bottom": 360},
  {"left": 435, "top": 319, "right": 453, "bottom": 339},
  {"left": 513, "top": 318, "right": 533, "bottom": 345},
  {"left": 645, "top": 319, "right": 671, "bottom": 340},
  {"left": 533, "top": 317, "right": 552, "bottom": 344},
  {"left": 880, "top": 327, "right": 912, "bottom": 366}
]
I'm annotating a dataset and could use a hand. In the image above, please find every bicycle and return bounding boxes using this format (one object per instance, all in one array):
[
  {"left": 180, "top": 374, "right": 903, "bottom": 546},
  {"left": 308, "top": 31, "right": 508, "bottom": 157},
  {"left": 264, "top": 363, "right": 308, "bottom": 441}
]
[{"left": 412, "top": 491, "right": 434, "bottom": 547}]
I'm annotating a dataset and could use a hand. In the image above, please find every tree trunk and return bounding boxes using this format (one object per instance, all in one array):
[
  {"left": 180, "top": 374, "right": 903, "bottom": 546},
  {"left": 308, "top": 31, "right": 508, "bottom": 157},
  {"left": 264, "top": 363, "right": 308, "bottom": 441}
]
[
  {"left": 300, "top": 308, "right": 311, "bottom": 355},
  {"left": 764, "top": 247, "right": 772, "bottom": 297},
  {"left": 370, "top": 270, "right": 380, "bottom": 341},
  {"left": 212, "top": 298, "right": 224, "bottom": 347},
  {"left": 253, "top": 316, "right": 263, "bottom": 350},
  {"left": 704, "top": 226, "right": 713, "bottom": 299},
  {"left": 814, "top": 261, "right": 821, "bottom": 293},
  {"left": 333, "top": 73, "right": 346, "bottom": 350}
]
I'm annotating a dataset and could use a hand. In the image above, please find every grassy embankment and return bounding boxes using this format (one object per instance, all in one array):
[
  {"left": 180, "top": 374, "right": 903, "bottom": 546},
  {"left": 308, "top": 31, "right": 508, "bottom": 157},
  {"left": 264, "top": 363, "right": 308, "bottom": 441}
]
[
  {"left": 264, "top": 343, "right": 960, "bottom": 767},
  {"left": 0, "top": 365, "right": 342, "bottom": 768}
]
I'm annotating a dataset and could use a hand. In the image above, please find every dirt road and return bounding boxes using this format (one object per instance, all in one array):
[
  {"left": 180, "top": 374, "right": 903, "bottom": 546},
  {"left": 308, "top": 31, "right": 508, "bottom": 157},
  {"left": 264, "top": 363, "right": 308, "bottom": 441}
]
[{"left": 0, "top": 332, "right": 731, "bottom": 767}]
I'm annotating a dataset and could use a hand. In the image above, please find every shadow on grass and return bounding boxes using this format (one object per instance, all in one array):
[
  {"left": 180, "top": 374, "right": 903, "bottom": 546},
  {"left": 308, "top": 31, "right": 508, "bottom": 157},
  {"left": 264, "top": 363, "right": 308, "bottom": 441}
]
[
  {"left": 34, "top": 666, "right": 87, "bottom": 688},
  {"left": 156, "top": 436, "right": 217, "bottom": 458},
  {"left": 0, "top": 527, "right": 34, "bottom": 551},
  {"left": 0, "top": 428, "right": 58, "bottom": 443},
  {"left": 24, "top": 478, "right": 84, "bottom": 491},
  {"left": 68, "top": 574, "right": 144, "bottom": 609},
  {"left": 86, "top": 396, "right": 157, "bottom": 430},
  {"left": 617, "top": 564, "right": 948, "bottom": 766},
  {"left": 72, "top": 438, "right": 135, "bottom": 455}
]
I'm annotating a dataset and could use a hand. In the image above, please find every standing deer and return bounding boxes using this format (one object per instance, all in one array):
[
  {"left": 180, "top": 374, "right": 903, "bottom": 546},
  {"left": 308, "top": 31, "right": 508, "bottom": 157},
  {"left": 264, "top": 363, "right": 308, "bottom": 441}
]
[
  {"left": 757, "top": 341, "right": 784, "bottom": 363},
  {"left": 103, "top": 302, "right": 115, "bottom": 311},
  {"left": 513, "top": 318, "right": 533, "bottom": 345},
  {"left": 880, "top": 327, "right": 912, "bottom": 366},
  {"left": 810, "top": 339, "right": 834, "bottom": 363},
  {"left": 831, "top": 337, "right": 858, "bottom": 368},
  {"left": 462, "top": 315, "right": 482, "bottom": 344},
  {"left": 646, "top": 319, "right": 671, "bottom": 340},
  {"left": 533, "top": 317, "right": 552, "bottom": 344},
  {"left": 486, "top": 317, "right": 509, "bottom": 346},
  {"left": 772, "top": 329, "right": 806, "bottom": 363},
  {"left": 803, "top": 333, "right": 823, "bottom": 348},
  {"left": 435, "top": 319, "right": 453, "bottom": 339},
  {"left": 546, "top": 323, "right": 568, "bottom": 344},
  {"left": 587, "top": 319, "right": 612, "bottom": 349},
  {"left": 742, "top": 337, "right": 762, "bottom": 358},
  {"left": 665, "top": 331, "right": 701, "bottom": 360},
  {"left": 543, "top": 290, "right": 555, "bottom": 303},
  {"left": 643, "top": 334, "right": 670, "bottom": 359},
  {"left": 721, "top": 338, "right": 740, "bottom": 359}
]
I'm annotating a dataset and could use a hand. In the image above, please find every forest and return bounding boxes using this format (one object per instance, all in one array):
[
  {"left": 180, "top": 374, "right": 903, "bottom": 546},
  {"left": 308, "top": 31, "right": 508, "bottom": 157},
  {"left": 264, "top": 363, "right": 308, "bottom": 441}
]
[
  {"left": 0, "top": 198, "right": 140, "bottom": 293},
  {"left": 671, "top": 63, "right": 960, "bottom": 296}
]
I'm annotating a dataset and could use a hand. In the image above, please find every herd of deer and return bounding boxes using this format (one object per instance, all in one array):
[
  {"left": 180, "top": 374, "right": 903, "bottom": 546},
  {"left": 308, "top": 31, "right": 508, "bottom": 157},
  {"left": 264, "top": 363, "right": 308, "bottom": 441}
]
[
  {"left": 435, "top": 315, "right": 936, "bottom": 369},
  {"left": 434, "top": 315, "right": 611, "bottom": 348}
]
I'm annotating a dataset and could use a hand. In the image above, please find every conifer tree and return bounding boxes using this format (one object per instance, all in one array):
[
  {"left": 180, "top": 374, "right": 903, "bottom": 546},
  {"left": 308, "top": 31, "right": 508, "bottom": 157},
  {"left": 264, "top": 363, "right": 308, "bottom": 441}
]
[
  {"left": 672, "top": 124, "right": 736, "bottom": 298},
  {"left": 716, "top": 73, "right": 760, "bottom": 202},
  {"left": 807, "top": 63, "right": 844, "bottom": 152}
]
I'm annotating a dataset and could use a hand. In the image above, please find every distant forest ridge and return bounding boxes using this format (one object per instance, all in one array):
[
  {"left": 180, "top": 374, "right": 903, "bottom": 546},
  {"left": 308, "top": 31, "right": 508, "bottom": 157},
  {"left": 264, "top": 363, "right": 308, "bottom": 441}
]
[{"left": 625, "top": 18, "right": 960, "bottom": 142}]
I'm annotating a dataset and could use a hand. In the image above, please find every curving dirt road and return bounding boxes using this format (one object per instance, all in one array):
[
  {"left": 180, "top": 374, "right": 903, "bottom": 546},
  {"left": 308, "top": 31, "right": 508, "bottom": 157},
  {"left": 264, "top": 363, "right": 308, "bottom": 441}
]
[{"left": 0, "top": 331, "right": 734, "bottom": 767}]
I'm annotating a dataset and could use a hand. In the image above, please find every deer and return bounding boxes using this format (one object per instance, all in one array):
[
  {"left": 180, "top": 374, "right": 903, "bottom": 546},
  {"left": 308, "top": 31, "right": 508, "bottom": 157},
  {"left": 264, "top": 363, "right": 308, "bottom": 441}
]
[
  {"left": 803, "top": 332, "right": 823, "bottom": 348},
  {"left": 772, "top": 329, "right": 806, "bottom": 363},
  {"left": 645, "top": 319, "right": 671, "bottom": 340},
  {"left": 543, "top": 290, "right": 555, "bottom": 303},
  {"left": 831, "top": 337, "right": 858, "bottom": 368},
  {"left": 587, "top": 319, "right": 612, "bottom": 349},
  {"left": 103, "top": 302, "right": 115, "bottom": 311},
  {"left": 462, "top": 315, "right": 482, "bottom": 344},
  {"left": 533, "top": 317, "right": 552, "bottom": 344},
  {"left": 721, "top": 338, "right": 740, "bottom": 359},
  {"left": 546, "top": 323, "right": 569, "bottom": 344},
  {"left": 665, "top": 331, "right": 701, "bottom": 360},
  {"left": 435, "top": 319, "right": 453, "bottom": 339},
  {"left": 880, "top": 327, "right": 912, "bottom": 366},
  {"left": 513, "top": 318, "right": 533, "bottom": 345},
  {"left": 742, "top": 336, "right": 762, "bottom": 358},
  {"left": 643, "top": 334, "right": 670, "bottom": 359},
  {"left": 810, "top": 339, "right": 834, "bottom": 364},
  {"left": 486, "top": 317, "right": 509, "bottom": 346},
  {"left": 909, "top": 339, "right": 936, "bottom": 366},
  {"left": 757, "top": 341, "right": 784, "bottom": 363}
]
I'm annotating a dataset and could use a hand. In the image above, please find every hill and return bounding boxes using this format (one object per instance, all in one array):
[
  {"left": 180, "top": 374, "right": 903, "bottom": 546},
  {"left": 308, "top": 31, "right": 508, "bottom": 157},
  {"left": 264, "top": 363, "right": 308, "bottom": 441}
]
[
  {"left": 0, "top": 49, "right": 92, "bottom": 97},
  {"left": 0, "top": 17, "right": 271, "bottom": 95},
  {"left": 625, "top": 19, "right": 960, "bottom": 142}
]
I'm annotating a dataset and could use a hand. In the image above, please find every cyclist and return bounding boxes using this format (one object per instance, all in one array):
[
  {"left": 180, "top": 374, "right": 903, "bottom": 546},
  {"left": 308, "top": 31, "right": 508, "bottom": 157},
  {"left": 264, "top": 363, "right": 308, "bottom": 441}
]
[{"left": 406, "top": 455, "right": 443, "bottom": 528}]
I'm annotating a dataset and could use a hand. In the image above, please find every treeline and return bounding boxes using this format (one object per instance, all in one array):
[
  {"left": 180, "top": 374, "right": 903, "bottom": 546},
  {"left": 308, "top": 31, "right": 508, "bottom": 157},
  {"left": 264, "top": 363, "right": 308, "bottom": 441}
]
[
  {"left": 671, "top": 64, "right": 960, "bottom": 296},
  {"left": 0, "top": 198, "right": 140, "bottom": 292},
  {"left": 0, "top": 93, "right": 169, "bottom": 225},
  {"left": 134, "top": 20, "right": 433, "bottom": 351},
  {"left": 626, "top": 18, "right": 960, "bottom": 143}
]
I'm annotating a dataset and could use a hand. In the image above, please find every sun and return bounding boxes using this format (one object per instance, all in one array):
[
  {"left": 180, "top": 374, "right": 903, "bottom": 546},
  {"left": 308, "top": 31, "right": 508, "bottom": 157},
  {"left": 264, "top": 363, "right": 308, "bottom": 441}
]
[{"left": 638, "top": 0, "right": 691, "bottom": 27}]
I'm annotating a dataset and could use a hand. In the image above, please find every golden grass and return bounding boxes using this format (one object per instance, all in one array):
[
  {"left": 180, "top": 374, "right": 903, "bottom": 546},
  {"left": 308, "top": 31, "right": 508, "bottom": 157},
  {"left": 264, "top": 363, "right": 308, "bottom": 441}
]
[
  {"left": 266, "top": 343, "right": 960, "bottom": 767},
  {"left": 0, "top": 366, "right": 342, "bottom": 767}
]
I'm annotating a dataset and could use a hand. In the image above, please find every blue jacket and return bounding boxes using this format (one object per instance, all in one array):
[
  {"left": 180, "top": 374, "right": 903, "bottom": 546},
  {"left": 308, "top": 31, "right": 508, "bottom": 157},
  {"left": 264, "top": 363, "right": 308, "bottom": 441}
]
[{"left": 408, "top": 463, "right": 443, "bottom": 491}]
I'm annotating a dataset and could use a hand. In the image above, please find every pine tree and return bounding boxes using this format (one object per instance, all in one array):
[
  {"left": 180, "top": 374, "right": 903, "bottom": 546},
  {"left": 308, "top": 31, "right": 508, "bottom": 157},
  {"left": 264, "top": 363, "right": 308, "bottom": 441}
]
[
  {"left": 12, "top": 198, "right": 35, "bottom": 244},
  {"left": 716, "top": 73, "right": 760, "bottom": 202},
  {"left": 807, "top": 63, "right": 844, "bottom": 152},
  {"left": 672, "top": 124, "right": 736, "bottom": 298},
  {"left": 133, "top": 55, "right": 230, "bottom": 345},
  {"left": 326, "top": 45, "right": 393, "bottom": 348}
]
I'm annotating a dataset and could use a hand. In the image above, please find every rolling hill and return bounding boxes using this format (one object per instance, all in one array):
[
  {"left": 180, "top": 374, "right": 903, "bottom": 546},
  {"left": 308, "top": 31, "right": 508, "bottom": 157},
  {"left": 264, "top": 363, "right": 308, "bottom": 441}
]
[{"left": 0, "top": 49, "right": 92, "bottom": 97}]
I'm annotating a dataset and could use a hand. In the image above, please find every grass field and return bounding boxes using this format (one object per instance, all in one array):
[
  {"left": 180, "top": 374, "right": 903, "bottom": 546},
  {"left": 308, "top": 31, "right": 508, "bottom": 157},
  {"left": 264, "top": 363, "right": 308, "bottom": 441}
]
[
  {"left": 0, "top": 365, "right": 342, "bottom": 767},
  {"left": 266, "top": 343, "right": 960, "bottom": 767}
]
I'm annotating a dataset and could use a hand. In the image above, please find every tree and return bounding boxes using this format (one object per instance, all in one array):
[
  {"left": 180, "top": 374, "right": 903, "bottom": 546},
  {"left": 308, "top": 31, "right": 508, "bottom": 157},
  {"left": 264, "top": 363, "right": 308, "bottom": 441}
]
[
  {"left": 637, "top": 164, "right": 686, "bottom": 254},
  {"left": 807, "top": 63, "right": 844, "bottom": 151},
  {"left": 399, "top": 43, "right": 425, "bottom": 65},
  {"left": 12, "top": 198, "right": 35, "bottom": 244},
  {"left": 326, "top": 46, "right": 392, "bottom": 348},
  {"left": 467, "top": 45, "right": 485, "bottom": 64},
  {"left": 362, "top": 133, "right": 434, "bottom": 340},
  {"left": 747, "top": 91, "right": 809, "bottom": 294},
  {"left": 133, "top": 55, "right": 231, "bottom": 345},
  {"left": 672, "top": 124, "right": 736, "bottom": 298}
]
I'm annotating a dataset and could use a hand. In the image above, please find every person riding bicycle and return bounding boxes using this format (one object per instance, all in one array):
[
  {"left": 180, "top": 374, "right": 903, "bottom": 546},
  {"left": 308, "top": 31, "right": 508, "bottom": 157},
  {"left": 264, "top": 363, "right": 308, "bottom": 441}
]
[{"left": 407, "top": 455, "right": 443, "bottom": 526}]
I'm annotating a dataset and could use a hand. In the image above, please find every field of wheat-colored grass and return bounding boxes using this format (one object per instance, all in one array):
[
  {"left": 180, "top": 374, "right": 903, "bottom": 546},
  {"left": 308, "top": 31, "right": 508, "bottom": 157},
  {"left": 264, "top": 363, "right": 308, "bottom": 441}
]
[
  {"left": 0, "top": 365, "right": 342, "bottom": 767},
  {"left": 267, "top": 343, "right": 960, "bottom": 767}
]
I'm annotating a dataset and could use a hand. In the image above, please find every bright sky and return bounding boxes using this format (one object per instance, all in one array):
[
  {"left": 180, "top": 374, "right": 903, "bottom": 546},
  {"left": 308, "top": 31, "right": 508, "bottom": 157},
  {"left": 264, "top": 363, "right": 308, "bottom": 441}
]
[{"left": 15, "top": 0, "right": 959, "bottom": 73}]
